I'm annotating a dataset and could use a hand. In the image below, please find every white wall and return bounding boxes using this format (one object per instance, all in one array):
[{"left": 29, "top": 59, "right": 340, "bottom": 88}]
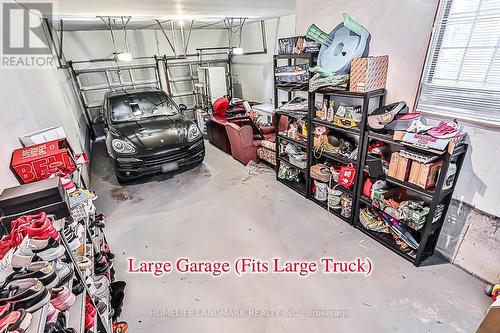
[
  {"left": 0, "top": 67, "right": 88, "bottom": 192},
  {"left": 231, "top": 15, "right": 296, "bottom": 103},
  {"left": 295, "top": 0, "right": 439, "bottom": 110}
]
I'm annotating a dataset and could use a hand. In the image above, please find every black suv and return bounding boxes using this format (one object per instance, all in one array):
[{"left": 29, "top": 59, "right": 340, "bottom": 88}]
[{"left": 102, "top": 87, "right": 205, "bottom": 183}]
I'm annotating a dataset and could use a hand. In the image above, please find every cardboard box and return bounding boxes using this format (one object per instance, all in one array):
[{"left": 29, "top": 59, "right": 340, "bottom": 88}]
[
  {"left": 408, "top": 161, "right": 422, "bottom": 185},
  {"left": 476, "top": 298, "right": 500, "bottom": 333},
  {"left": 10, "top": 138, "right": 76, "bottom": 184},
  {"left": 416, "top": 160, "right": 443, "bottom": 189},
  {"left": 396, "top": 156, "right": 411, "bottom": 182},
  {"left": 349, "top": 56, "right": 389, "bottom": 93},
  {"left": 0, "top": 178, "right": 69, "bottom": 232},
  {"left": 278, "top": 36, "right": 320, "bottom": 55},
  {"left": 388, "top": 152, "right": 400, "bottom": 178}
]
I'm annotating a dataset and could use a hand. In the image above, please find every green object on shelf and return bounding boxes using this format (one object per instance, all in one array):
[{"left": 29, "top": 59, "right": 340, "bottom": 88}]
[
  {"left": 306, "top": 24, "right": 330, "bottom": 45},
  {"left": 309, "top": 66, "right": 333, "bottom": 78},
  {"left": 342, "top": 13, "right": 364, "bottom": 36}
]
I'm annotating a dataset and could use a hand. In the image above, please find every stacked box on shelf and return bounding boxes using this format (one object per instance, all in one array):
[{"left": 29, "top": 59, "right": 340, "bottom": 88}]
[{"left": 354, "top": 131, "right": 468, "bottom": 266}]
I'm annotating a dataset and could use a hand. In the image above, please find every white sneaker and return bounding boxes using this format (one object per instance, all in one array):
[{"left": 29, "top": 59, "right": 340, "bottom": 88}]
[
  {"left": 14, "top": 236, "right": 65, "bottom": 263},
  {"left": 406, "top": 119, "right": 433, "bottom": 134},
  {"left": 0, "top": 249, "right": 15, "bottom": 283}
]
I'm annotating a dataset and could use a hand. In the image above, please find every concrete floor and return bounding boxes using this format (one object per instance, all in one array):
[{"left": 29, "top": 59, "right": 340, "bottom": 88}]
[{"left": 90, "top": 141, "right": 490, "bottom": 333}]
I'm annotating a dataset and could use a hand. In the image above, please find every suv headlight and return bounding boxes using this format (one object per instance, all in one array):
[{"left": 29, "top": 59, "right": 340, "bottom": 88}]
[
  {"left": 187, "top": 124, "right": 201, "bottom": 142},
  {"left": 112, "top": 139, "right": 136, "bottom": 154}
]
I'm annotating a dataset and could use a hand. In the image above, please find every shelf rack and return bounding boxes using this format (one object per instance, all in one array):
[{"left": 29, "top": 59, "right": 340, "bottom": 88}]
[
  {"left": 270, "top": 53, "right": 468, "bottom": 267},
  {"left": 353, "top": 131, "right": 468, "bottom": 266},
  {"left": 307, "top": 88, "right": 386, "bottom": 224},
  {"left": 273, "top": 53, "right": 315, "bottom": 198},
  {"left": 25, "top": 303, "right": 49, "bottom": 333}
]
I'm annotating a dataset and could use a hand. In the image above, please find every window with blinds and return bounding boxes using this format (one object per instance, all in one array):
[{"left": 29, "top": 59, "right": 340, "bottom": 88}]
[{"left": 416, "top": 0, "right": 500, "bottom": 125}]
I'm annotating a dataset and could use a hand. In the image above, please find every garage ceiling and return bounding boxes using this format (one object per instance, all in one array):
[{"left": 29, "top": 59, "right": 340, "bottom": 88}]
[{"left": 51, "top": 0, "right": 296, "bottom": 19}]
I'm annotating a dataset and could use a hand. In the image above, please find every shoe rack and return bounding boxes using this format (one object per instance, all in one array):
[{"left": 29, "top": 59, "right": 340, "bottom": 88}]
[
  {"left": 22, "top": 211, "right": 113, "bottom": 333},
  {"left": 61, "top": 204, "right": 113, "bottom": 333}
]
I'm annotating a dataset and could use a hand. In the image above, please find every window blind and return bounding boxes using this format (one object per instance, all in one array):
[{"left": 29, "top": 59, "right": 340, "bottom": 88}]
[{"left": 417, "top": 0, "right": 500, "bottom": 125}]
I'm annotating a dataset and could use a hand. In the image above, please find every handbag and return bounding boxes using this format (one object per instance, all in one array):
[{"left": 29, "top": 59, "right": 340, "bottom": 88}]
[
  {"left": 338, "top": 164, "right": 356, "bottom": 189},
  {"left": 310, "top": 164, "right": 331, "bottom": 182}
]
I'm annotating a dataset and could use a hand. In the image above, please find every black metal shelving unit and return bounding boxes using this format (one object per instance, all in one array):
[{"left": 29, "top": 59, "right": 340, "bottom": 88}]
[
  {"left": 307, "top": 89, "right": 386, "bottom": 224},
  {"left": 273, "top": 53, "right": 315, "bottom": 198},
  {"left": 271, "top": 54, "right": 468, "bottom": 266},
  {"left": 353, "top": 131, "right": 468, "bottom": 266}
]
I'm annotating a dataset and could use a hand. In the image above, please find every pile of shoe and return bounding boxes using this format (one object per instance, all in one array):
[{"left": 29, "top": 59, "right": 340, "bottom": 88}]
[
  {"left": 0, "top": 212, "right": 79, "bottom": 332},
  {"left": 368, "top": 102, "right": 465, "bottom": 140},
  {"left": 0, "top": 152, "right": 127, "bottom": 332}
]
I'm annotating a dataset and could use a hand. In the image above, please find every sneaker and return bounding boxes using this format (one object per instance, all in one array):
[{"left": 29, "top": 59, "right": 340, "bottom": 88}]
[
  {"left": 0, "top": 309, "right": 32, "bottom": 332},
  {"left": 386, "top": 113, "right": 423, "bottom": 132},
  {"left": 0, "top": 250, "right": 15, "bottom": 284},
  {"left": 71, "top": 279, "right": 84, "bottom": 296},
  {"left": 94, "top": 260, "right": 111, "bottom": 275},
  {"left": 50, "top": 287, "right": 75, "bottom": 312},
  {"left": 19, "top": 214, "right": 59, "bottom": 242},
  {"left": 60, "top": 177, "right": 76, "bottom": 194},
  {"left": 428, "top": 120, "right": 462, "bottom": 139},
  {"left": 62, "top": 229, "right": 81, "bottom": 252},
  {"left": 53, "top": 261, "right": 73, "bottom": 289},
  {"left": 0, "top": 278, "right": 50, "bottom": 313},
  {"left": 86, "top": 302, "right": 97, "bottom": 317},
  {"left": 5, "top": 262, "right": 58, "bottom": 290},
  {"left": 15, "top": 236, "right": 64, "bottom": 263},
  {"left": 75, "top": 256, "right": 92, "bottom": 272},
  {"left": 45, "top": 303, "right": 59, "bottom": 325},
  {"left": 406, "top": 118, "right": 433, "bottom": 134}
]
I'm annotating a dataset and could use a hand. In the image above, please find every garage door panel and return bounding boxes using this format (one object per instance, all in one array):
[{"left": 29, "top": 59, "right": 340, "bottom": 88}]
[{"left": 71, "top": 60, "right": 161, "bottom": 139}]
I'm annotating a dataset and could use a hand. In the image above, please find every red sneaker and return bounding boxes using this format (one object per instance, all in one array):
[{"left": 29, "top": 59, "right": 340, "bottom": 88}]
[
  {"left": 428, "top": 120, "right": 462, "bottom": 139},
  {"left": 19, "top": 213, "right": 59, "bottom": 242}
]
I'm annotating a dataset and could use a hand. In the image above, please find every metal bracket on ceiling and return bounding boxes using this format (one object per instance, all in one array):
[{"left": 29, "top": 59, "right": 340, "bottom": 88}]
[
  {"left": 97, "top": 16, "right": 132, "bottom": 59},
  {"left": 156, "top": 19, "right": 194, "bottom": 59},
  {"left": 156, "top": 20, "right": 177, "bottom": 57}
]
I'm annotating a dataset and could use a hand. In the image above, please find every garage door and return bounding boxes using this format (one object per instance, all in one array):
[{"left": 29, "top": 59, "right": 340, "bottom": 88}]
[{"left": 69, "top": 58, "right": 164, "bottom": 139}]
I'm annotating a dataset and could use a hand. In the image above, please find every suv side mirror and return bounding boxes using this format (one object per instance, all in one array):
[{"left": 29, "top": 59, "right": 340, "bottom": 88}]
[{"left": 179, "top": 104, "right": 187, "bottom": 113}]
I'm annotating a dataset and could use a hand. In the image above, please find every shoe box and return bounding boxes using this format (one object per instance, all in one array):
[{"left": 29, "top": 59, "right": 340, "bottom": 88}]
[
  {"left": 388, "top": 152, "right": 443, "bottom": 190},
  {"left": 10, "top": 138, "right": 76, "bottom": 184},
  {"left": 278, "top": 36, "right": 320, "bottom": 55},
  {"left": 393, "top": 131, "right": 464, "bottom": 154},
  {"left": 349, "top": 55, "right": 389, "bottom": 93},
  {"left": 0, "top": 178, "right": 69, "bottom": 233}
]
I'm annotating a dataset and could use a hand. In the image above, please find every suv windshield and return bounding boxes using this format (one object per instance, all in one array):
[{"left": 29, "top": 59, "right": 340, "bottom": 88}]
[{"left": 109, "top": 91, "right": 179, "bottom": 123}]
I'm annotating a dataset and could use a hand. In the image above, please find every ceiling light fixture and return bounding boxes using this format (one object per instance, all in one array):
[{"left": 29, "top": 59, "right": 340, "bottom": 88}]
[
  {"left": 232, "top": 47, "right": 244, "bottom": 55},
  {"left": 178, "top": 19, "right": 185, "bottom": 27},
  {"left": 117, "top": 52, "right": 132, "bottom": 62}
]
